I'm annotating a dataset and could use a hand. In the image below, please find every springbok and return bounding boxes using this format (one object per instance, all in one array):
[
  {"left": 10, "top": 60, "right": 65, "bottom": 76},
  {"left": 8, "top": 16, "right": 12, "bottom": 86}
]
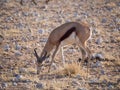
[{"left": 34, "top": 22, "right": 92, "bottom": 74}]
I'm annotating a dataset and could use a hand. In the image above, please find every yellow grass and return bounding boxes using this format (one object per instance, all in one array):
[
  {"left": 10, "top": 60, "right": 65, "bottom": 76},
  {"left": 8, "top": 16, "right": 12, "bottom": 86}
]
[{"left": 56, "top": 62, "right": 88, "bottom": 77}]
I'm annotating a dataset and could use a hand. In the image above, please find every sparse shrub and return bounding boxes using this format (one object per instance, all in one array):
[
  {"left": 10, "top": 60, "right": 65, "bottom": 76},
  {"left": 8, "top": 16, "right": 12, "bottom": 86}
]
[{"left": 57, "top": 62, "right": 88, "bottom": 77}]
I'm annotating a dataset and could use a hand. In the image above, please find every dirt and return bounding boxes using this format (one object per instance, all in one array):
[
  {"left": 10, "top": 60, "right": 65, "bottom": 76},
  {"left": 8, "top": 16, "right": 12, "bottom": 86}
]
[{"left": 0, "top": 0, "right": 120, "bottom": 90}]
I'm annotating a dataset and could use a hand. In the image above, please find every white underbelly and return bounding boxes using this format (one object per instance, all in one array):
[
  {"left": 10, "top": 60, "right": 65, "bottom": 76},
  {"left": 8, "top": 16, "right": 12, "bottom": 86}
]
[{"left": 60, "top": 32, "right": 78, "bottom": 47}]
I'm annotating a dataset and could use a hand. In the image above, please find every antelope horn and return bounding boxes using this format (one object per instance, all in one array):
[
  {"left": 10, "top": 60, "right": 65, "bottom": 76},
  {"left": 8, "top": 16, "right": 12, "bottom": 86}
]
[{"left": 34, "top": 48, "right": 39, "bottom": 61}]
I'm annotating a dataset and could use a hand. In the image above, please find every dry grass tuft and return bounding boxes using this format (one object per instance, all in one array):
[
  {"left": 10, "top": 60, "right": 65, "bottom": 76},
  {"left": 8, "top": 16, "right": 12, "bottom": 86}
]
[
  {"left": 56, "top": 62, "right": 88, "bottom": 77},
  {"left": 104, "top": 53, "right": 116, "bottom": 61}
]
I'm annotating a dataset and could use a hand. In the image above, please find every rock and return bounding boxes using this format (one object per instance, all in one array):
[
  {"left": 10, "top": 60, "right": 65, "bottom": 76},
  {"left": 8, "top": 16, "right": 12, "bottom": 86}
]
[
  {"left": 0, "top": 65, "right": 3, "bottom": 69},
  {"left": 36, "top": 83, "right": 44, "bottom": 89},
  {"left": 117, "top": 2, "right": 120, "bottom": 6},
  {"left": 19, "top": 68, "right": 27, "bottom": 73},
  {"left": 22, "top": 12, "right": 29, "bottom": 16},
  {"left": 89, "top": 78, "right": 99, "bottom": 83},
  {"left": 74, "top": 74, "right": 82, "bottom": 80},
  {"left": 108, "top": 84, "right": 114, "bottom": 89},
  {"left": 38, "top": 29, "right": 44, "bottom": 34},
  {"left": 111, "top": 38, "right": 117, "bottom": 43},
  {"left": 95, "top": 61, "right": 101, "bottom": 67},
  {"left": 101, "top": 70, "right": 105, "bottom": 75},
  {"left": 16, "top": 23, "right": 24, "bottom": 30},
  {"left": 101, "top": 18, "right": 107, "bottom": 23},
  {"left": 96, "top": 37, "right": 103, "bottom": 44},
  {"left": 1, "top": 83, "right": 8, "bottom": 88},
  {"left": 71, "top": 80, "right": 79, "bottom": 86},
  {"left": 15, "top": 74, "right": 23, "bottom": 80},
  {"left": 77, "top": 87, "right": 86, "bottom": 90},
  {"left": 4, "top": 44, "right": 10, "bottom": 51},
  {"left": 22, "top": 79, "right": 31, "bottom": 83},
  {"left": 5, "top": 16, "right": 13, "bottom": 22},
  {"left": 92, "top": 28, "right": 100, "bottom": 35},
  {"left": 105, "top": 6, "right": 113, "bottom": 11},
  {"left": 66, "top": 48, "right": 76, "bottom": 54},
  {"left": 91, "top": 61, "right": 101, "bottom": 68},
  {"left": 15, "top": 51, "right": 22, "bottom": 56},
  {"left": 39, "top": 38, "right": 48, "bottom": 42},
  {"left": 92, "top": 53, "right": 104, "bottom": 60},
  {"left": 13, "top": 82, "right": 17, "bottom": 86},
  {"left": 51, "top": 63, "right": 57, "bottom": 70},
  {"left": 95, "top": 53, "right": 104, "bottom": 60},
  {"left": 15, "top": 42, "right": 22, "bottom": 50}
]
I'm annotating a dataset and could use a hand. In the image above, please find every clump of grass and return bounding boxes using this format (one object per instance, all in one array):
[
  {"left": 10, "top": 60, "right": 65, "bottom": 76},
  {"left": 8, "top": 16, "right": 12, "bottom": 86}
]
[
  {"left": 57, "top": 62, "right": 88, "bottom": 77},
  {"left": 104, "top": 53, "right": 115, "bottom": 61}
]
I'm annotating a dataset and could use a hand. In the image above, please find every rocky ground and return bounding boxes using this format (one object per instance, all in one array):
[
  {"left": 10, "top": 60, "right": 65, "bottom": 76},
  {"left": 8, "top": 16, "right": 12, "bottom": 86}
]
[{"left": 0, "top": 0, "right": 120, "bottom": 90}]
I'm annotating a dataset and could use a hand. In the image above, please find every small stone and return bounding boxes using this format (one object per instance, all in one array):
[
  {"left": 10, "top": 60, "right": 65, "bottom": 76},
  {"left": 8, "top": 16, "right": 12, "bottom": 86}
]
[
  {"left": 108, "top": 84, "right": 114, "bottom": 89},
  {"left": 19, "top": 68, "right": 27, "bottom": 73},
  {"left": 66, "top": 48, "right": 75, "bottom": 54},
  {"left": 51, "top": 63, "right": 57, "bottom": 70},
  {"left": 105, "top": 6, "right": 113, "bottom": 11},
  {"left": 95, "top": 61, "right": 101, "bottom": 67},
  {"left": 36, "top": 83, "right": 44, "bottom": 89},
  {"left": 15, "top": 74, "right": 23, "bottom": 80},
  {"left": 4, "top": 44, "right": 10, "bottom": 51},
  {"left": 22, "top": 12, "right": 29, "bottom": 16},
  {"left": 96, "top": 37, "right": 103, "bottom": 44},
  {"left": 101, "top": 18, "right": 107, "bottom": 23},
  {"left": 23, "top": 79, "right": 31, "bottom": 83},
  {"left": 75, "top": 74, "right": 82, "bottom": 80},
  {"left": 15, "top": 42, "right": 22, "bottom": 50},
  {"left": 77, "top": 87, "right": 86, "bottom": 90},
  {"left": 0, "top": 65, "right": 3, "bottom": 69},
  {"left": 5, "top": 16, "right": 13, "bottom": 22},
  {"left": 89, "top": 78, "right": 99, "bottom": 83},
  {"left": 13, "top": 82, "right": 17, "bottom": 86},
  {"left": 71, "top": 80, "right": 79, "bottom": 86},
  {"left": 95, "top": 53, "right": 104, "bottom": 60},
  {"left": 40, "top": 38, "right": 48, "bottom": 42},
  {"left": 2, "top": 83, "right": 8, "bottom": 88},
  {"left": 15, "top": 51, "right": 22, "bottom": 56},
  {"left": 101, "top": 70, "right": 105, "bottom": 75},
  {"left": 117, "top": 2, "right": 120, "bottom": 6},
  {"left": 38, "top": 29, "right": 44, "bottom": 34},
  {"left": 92, "top": 53, "right": 104, "bottom": 60},
  {"left": 16, "top": 23, "right": 24, "bottom": 29}
]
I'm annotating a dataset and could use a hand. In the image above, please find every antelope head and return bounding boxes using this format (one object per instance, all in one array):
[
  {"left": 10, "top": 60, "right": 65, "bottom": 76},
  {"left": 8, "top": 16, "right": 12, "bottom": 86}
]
[
  {"left": 34, "top": 48, "right": 50, "bottom": 74},
  {"left": 34, "top": 48, "right": 50, "bottom": 64}
]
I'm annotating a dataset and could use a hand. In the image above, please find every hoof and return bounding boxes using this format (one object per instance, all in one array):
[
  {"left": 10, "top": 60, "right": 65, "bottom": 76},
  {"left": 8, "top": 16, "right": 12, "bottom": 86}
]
[
  {"left": 83, "top": 59, "right": 88, "bottom": 66},
  {"left": 77, "top": 58, "right": 82, "bottom": 62}
]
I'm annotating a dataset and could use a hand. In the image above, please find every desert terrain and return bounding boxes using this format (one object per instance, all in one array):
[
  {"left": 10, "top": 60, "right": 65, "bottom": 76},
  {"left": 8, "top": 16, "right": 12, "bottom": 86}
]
[{"left": 0, "top": 0, "right": 120, "bottom": 90}]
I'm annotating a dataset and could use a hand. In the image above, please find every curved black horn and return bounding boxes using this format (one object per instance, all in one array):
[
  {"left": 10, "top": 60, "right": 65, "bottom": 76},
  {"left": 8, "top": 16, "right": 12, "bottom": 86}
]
[{"left": 34, "top": 48, "right": 39, "bottom": 60}]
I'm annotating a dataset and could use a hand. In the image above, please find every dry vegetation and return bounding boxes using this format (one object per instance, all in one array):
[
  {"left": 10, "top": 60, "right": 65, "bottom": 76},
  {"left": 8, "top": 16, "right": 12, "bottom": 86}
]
[{"left": 0, "top": 0, "right": 120, "bottom": 90}]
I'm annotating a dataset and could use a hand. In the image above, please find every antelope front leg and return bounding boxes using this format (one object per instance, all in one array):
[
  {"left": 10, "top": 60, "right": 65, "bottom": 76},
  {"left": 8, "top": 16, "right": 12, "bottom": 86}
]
[
  {"left": 20, "top": 0, "right": 23, "bottom": 5},
  {"left": 85, "top": 46, "right": 91, "bottom": 61},
  {"left": 61, "top": 47, "right": 65, "bottom": 65},
  {"left": 48, "top": 45, "right": 59, "bottom": 73},
  {"left": 78, "top": 42, "right": 88, "bottom": 64}
]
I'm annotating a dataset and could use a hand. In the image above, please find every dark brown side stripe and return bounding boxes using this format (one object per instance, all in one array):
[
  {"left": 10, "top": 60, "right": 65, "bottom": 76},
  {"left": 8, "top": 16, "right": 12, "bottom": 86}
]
[{"left": 59, "top": 27, "right": 76, "bottom": 42}]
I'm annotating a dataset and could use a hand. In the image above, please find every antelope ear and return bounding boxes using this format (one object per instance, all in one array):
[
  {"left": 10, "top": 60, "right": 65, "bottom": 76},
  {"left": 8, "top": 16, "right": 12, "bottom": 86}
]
[{"left": 43, "top": 51, "right": 47, "bottom": 57}]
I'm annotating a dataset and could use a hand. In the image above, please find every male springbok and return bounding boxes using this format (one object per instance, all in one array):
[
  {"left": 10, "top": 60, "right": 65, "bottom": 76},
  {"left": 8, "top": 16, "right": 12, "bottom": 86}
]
[{"left": 34, "top": 22, "right": 92, "bottom": 74}]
